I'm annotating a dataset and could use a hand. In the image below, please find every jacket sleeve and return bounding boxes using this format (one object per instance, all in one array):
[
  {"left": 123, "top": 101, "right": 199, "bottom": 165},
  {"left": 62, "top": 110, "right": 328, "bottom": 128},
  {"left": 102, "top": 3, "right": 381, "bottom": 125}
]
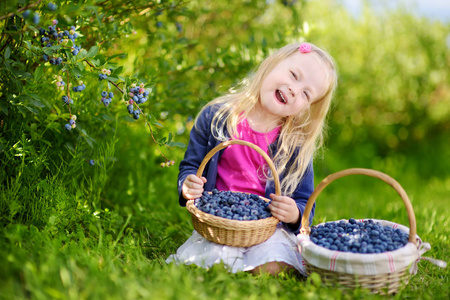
[
  {"left": 285, "top": 162, "right": 315, "bottom": 234},
  {"left": 177, "top": 106, "right": 214, "bottom": 206},
  {"left": 266, "top": 162, "right": 315, "bottom": 235}
]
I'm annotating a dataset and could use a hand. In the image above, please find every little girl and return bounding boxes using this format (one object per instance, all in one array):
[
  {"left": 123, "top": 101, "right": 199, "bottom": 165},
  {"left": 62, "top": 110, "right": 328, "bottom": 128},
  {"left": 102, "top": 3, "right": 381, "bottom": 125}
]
[{"left": 166, "top": 42, "right": 337, "bottom": 276}]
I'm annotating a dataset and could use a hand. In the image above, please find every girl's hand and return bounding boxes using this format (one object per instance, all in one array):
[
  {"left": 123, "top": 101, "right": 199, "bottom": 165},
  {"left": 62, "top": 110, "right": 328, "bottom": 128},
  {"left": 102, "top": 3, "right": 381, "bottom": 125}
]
[
  {"left": 268, "top": 194, "right": 300, "bottom": 225},
  {"left": 182, "top": 174, "right": 207, "bottom": 200}
]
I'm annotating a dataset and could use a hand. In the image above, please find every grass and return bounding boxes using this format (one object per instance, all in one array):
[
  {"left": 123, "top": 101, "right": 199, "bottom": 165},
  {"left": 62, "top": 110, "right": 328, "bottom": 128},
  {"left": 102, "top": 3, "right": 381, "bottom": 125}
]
[{"left": 0, "top": 124, "right": 448, "bottom": 300}]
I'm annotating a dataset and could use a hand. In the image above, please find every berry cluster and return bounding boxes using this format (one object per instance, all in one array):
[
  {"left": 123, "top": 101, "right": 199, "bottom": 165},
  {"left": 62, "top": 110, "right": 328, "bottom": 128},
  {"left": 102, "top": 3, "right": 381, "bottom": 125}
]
[
  {"left": 101, "top": 91, "right": 114, "bottom": 106},
  {"left": 64, "top": 115, "right": 77, "bottom": 131},
  {"left": 22, "top": 10, "right": 40, "bottom": 25},
  {"left": 98, "top": 68, "right": 111, "bottom": 80},
  {"left": 72, "top": 81, "right": 86, "bottom": 92},
  {"left": 38, "top": 21, "right": 81, "bottom": 64},
  {"left": 128, "top": 83, "right": 149, "bottom": 104},
  {"left": 62, "top": 95, "right": 73, "bottom": 105},
  {"left": 125, "top": 83, "right": 149, "bottom": 119},
  {"left": 310, "top": 219, "right": 409, "bottom": 254},
  {"left": 194, "top": 189, "right": 273, "bottom": 221},
  {"left": 160, "top": 160, "right": 175, "bottom": 167},
  {"left": 53, "top": 75, "right": 65, "bottom": 91}
]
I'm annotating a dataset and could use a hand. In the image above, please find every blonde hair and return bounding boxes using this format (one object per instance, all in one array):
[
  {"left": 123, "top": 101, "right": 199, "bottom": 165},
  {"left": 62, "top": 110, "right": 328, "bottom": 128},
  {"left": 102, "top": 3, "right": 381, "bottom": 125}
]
[{"left": 196, "top": 42, "right": 338, "bottom": 196}]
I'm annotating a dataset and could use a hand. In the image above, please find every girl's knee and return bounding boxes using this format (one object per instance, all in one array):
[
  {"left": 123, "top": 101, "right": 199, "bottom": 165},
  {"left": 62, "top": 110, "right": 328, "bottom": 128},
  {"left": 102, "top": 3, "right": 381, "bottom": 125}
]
[{"left": 250, "top": 261, "right": 294, "bottom": 276}]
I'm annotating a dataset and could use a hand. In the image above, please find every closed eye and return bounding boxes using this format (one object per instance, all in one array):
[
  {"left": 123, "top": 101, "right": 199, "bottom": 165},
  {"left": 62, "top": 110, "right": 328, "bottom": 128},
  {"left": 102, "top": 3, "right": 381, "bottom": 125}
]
[
  {"left": 290, "top": 71, "right": 298, "bottom": 80},
  {"left": 304, "top": 91, "right": 310, "bottom": 101}
]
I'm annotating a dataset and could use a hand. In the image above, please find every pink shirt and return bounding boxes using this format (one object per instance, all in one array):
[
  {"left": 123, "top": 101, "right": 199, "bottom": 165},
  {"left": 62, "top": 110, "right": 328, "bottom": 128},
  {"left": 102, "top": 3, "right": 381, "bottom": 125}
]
[{"left": 216, "top": 119, "right": 281, "bottom": 196}]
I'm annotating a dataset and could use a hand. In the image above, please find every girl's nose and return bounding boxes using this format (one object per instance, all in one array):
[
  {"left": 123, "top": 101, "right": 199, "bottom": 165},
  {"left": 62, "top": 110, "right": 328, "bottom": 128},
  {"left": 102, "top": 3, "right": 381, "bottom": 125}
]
[{"left": 288, "top": 86, "right": 295, "bottom": 98}]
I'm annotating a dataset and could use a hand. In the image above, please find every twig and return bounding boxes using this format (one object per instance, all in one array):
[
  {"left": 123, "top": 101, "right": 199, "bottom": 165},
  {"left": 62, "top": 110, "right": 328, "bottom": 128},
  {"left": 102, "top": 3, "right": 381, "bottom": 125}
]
[
  {"left": 84, "top": 59, "right": 170, "bottom": 161},
  {"left": 0, "top": 0, "right": 42, "bottom": 21}
]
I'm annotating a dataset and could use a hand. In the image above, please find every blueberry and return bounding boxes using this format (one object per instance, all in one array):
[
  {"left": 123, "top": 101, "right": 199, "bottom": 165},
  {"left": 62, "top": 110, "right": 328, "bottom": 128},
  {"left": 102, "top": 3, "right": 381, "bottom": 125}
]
[
  {"left": 89, "top": 159, "right": 95, "bottom": 166},
  {"left": 23, "top": 10, "right": 31, "bottom": 18},
  {"left": 108, "top": 92, "right": 114, "bottom": 98},
  {"left": 127, "top": 104, "right": 134, "bottom": 114},
  {"left": 64, "top": 124, "right": 71, "bottom": 131},
  {"left": 32, "top": 13, "right": 40, "bottom": 25},
  {"left": 48, "top": 3, "right": 57, "bottom": 11},
  {"left": 101, "top": 91, "right": 107, "bottom": 97}
]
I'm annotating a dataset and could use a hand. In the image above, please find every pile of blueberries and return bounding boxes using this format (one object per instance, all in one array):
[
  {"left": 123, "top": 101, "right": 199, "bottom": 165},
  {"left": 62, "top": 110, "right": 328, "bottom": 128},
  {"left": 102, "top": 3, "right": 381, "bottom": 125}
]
[
  {"left": 194, "top": 189, "right": 273, "bottom": 221},
  {"left": 310, "top": 218, "right": 409, "bottom": 253}
]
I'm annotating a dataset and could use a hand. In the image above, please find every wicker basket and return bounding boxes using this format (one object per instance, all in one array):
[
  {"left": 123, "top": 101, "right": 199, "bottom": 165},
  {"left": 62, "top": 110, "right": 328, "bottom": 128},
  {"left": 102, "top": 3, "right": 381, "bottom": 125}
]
[
  {"left": 298, "top": 168, "right": 417, "bottom": 295},
  {"left": 186, "top": 140, "right": 280, "bottom": 247}
]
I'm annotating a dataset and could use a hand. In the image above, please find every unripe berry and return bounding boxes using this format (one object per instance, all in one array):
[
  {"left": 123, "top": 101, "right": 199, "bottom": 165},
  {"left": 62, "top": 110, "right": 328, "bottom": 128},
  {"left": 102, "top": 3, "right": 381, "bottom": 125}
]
[
  {"left": 71, "top": 115, "right": 77, "bottom": 121},
  {"left": 131, "top": 83, "right": 136, "bottom": 88},
  {"left": 71, "top": 123, "right": 76, "bottom": 129}
]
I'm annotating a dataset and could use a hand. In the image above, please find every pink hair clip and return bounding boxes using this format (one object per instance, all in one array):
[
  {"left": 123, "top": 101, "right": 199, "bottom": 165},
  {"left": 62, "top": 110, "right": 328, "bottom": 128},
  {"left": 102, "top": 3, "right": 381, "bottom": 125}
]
[{"left": 299, "top": 43, "right": 312, "bottom": 54}]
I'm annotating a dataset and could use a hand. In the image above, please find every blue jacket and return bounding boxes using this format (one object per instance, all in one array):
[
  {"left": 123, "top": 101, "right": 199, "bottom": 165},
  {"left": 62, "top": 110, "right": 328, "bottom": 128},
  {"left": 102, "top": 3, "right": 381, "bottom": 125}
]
[{"left": 178, "top": 105, "right": 315, "bottom": 234}]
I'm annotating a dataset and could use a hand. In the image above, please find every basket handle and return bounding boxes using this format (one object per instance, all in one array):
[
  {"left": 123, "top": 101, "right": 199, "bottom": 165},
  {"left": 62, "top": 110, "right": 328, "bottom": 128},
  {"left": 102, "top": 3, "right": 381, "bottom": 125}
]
[
  {"left": 300, "top": 168, "right": 417, "bottom": 244},
  {"left": 196, "top": 139, "right": 281, "bottom": 196}
]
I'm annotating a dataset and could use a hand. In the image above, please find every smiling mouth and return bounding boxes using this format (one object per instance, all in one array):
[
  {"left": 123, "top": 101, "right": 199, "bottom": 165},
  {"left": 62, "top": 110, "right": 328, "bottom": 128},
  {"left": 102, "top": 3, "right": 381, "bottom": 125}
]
[{"left": 276, "top": 90, "right": 287, "bottom": 104}]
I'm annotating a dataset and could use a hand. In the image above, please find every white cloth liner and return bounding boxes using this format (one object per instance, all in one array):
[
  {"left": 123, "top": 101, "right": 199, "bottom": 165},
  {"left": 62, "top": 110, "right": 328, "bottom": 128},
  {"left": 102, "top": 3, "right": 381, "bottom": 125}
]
[
  {"left": 166, "top": 223, "right": 307, "bottom": 275},
  {"left": 296, "top": 219, "right": 447, "bottom": 275}
]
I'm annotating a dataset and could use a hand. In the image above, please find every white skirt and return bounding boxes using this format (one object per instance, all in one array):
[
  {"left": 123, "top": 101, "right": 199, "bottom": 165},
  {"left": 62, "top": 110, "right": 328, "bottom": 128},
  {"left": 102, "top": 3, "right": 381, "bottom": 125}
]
[{"left": 166, "top": 224, "right": 306, "bottom": 275}]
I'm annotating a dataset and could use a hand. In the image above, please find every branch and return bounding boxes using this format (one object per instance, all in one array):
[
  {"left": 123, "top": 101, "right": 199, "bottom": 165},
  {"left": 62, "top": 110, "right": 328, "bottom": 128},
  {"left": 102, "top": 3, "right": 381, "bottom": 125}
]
[{"left": 0, "top": 0, "right": 42, "bottom": 21}]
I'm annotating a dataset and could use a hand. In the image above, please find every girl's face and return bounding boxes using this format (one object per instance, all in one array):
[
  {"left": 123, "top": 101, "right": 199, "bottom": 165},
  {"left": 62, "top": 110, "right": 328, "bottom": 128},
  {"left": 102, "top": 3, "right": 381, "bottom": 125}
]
[{"left": 259, "top": 52, "right": 330, "bottom": 119}]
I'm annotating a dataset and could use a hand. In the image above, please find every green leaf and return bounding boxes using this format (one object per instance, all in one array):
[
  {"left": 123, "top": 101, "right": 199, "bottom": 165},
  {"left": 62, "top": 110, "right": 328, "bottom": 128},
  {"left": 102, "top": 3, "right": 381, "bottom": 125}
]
[
  {"left": 77, "top": 61, "right": 85, "bottom": 71},
  {"left": 86, "top": 46, "right": 98, "bottom": 58},
  {"left": 28, "top": 100, "right": 46, "bottom": 109},
  {"left": 4, "top": 47, "right": 11, "bottom": 59},
  {"left": 77, "top": 49, "right": 87, "bottom": 60},
  {"left": 112, "top": 66, "right": 123, "bottom": 75},
  {"left": 34, "top": 65, "right": 44, "bottom": 81},
  {"left": 24, "top": 105, "right": 39, "bottom": 114},
  {"left": 167, "top": 141, "right": 186, "bottom": 148},
  {"left": 107, "top": 53, "right": 126, "bottom": 60}
]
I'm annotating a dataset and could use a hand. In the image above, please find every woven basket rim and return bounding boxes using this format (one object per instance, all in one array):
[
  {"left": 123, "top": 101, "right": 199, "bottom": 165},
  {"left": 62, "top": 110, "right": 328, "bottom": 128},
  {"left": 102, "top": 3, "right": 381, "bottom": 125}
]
[{"left": 186, "top": 199, "right": 279, "bottom": 230}]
